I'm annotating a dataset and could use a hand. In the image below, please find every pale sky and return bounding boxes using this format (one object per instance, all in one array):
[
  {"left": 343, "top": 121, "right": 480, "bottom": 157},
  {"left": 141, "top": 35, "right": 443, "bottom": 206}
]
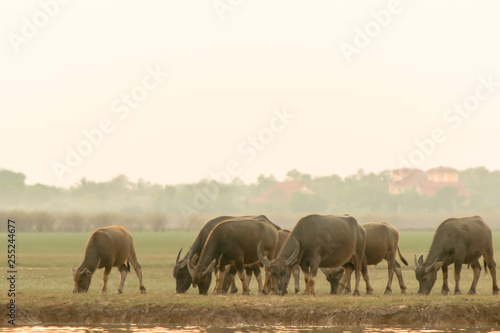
[{"left": 1, "top": 0, "right": 500, "bottom": 187}]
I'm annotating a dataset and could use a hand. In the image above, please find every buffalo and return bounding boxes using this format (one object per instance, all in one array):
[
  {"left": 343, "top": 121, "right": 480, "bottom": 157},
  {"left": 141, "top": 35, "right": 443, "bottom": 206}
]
[
  {"left": 415, "top": 216, "right": 499, "bottom": 295},
  {"left": 173, "top": 215, "right": 279, "bottom": 294},
  {"left": 73, "top": 226, "right": 146, "bottom": 294},
  {"left": 187, "top": 217, "right": 279, "bottom": 295},
  {"left": 323, "top": 221, "right": 408, "bottom": 295},
  {"left": 258, "top": 214, "right": 366, "bottom": 296}
]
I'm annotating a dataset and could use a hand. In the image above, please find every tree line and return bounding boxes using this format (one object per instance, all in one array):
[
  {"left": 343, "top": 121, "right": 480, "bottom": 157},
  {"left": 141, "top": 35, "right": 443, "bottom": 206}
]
[{"left": 1, "top": 167, "right": 499, "bottom": 217}]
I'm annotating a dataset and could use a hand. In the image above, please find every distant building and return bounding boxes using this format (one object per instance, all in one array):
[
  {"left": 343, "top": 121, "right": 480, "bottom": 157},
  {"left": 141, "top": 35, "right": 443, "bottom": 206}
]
[
  {"left": 388, "top": 167, "right": 468, "bottom": 196},
  {"left": 250, "top": 181, "right": 314, "bottom": 204}
]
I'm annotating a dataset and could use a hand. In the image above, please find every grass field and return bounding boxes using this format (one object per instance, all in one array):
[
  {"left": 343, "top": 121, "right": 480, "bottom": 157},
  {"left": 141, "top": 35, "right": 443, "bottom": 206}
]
[
  {"left": 2, "top": 230, "right": 500, "bottom": 326},
  {"left": 1, "top": 230, "right": 500, "bottom": 298}
]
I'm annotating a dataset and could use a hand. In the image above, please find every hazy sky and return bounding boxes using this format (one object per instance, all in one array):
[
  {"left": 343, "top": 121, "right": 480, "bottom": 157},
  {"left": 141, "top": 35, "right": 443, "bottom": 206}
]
[{"left": 2, "top": 0, "right": 500, "bottom": 187}]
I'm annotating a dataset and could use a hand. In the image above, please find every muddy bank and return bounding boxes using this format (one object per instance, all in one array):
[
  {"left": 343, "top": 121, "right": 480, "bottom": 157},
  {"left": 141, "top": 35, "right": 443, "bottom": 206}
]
[{"left": 10, "top": 302, "right": 500, "bottom": 327}]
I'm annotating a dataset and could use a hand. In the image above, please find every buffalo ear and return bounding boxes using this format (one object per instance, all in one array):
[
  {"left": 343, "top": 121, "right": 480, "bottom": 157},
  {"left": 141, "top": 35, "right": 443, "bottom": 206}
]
[
  {"left": 418, "top": 255, "right": 424, "bottom": 266},
  {"left": 434, "top": 261, "right": 443, "bottom": 271}
]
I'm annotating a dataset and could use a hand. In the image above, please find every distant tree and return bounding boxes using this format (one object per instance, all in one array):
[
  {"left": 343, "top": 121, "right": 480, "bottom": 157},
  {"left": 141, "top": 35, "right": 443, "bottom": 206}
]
[
  {"left": 434, "top": 186, "right": 459, "bottom": 212},
  {"left": 0, "top": 169, "right": 26, "bottom": 208},
  {"left": 289, "top": 192, "right": 327, "bottom": 213},
  {"left": 286, "top": 169, "right": 312, "bottom": 184}
]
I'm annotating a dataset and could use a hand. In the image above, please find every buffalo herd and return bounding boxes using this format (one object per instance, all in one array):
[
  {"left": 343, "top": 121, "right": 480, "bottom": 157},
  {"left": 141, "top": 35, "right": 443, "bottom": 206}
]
[{"left": 73, "top": 214, "right": 499, "bottom": 296}]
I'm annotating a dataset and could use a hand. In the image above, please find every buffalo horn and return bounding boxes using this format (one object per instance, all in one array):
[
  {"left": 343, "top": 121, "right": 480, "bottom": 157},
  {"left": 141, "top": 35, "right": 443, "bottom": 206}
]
[
  {"left": 179, "top": 249, "right": 190, "bottom": 269},
  {"left": 335, "top": 266, "right": 345, "bottom": 275},
  {"left": 257, "top": 241, "right": 271, "bottom": 268},
  {"left": 176, "top": 248, "right": 183, "bottom": 264},
  {"left": 414, "top": 255, "right": 419, "bottom": 267},
  {"left": 202, "top": 259, "right": 216, "bottom": 277},
  {"left": 187, "top": 258, "right": 195, "bottom": 277},
  {"left": 425, "top": 258, "right": 439, "bottom": 273},
  {"left": 285, "top": 236, "right": 300, "bottom": 266}
]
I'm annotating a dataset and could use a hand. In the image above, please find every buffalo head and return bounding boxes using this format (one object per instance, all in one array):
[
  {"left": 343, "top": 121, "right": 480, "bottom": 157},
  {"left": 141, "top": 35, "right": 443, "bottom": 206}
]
[
  {"left": 321, "top": 267, "right": 345, "bottom": 294},
  {"left": 414, "top": 255, "right": 443, "bottom": 295},
  {"left": 73, "top": 267, "right": 93, "bottom": 293},
  {"left": 187, "top": 254, "right": 216, "bottom": 295},
  {"left": 258, "top": 236, "right": 300, "bottom": 296},
  {"left": 173, "top": 248, "right": 192, "bottom": 294}
]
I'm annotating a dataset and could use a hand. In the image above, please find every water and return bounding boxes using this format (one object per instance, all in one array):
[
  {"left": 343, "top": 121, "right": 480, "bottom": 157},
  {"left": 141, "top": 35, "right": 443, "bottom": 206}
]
[{"left": 1, "top": 326, "right": 499, "bottom": 333}]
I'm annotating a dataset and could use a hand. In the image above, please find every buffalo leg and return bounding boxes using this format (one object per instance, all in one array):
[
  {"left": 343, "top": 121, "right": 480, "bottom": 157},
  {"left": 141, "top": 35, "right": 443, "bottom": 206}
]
[
  {"left": 340, "top": 264, "right": 353, "bottom": 294},
  {"left": 484, "top": 247, "right": 500, "bottom": 295},
  {"left": 353, "top": 256, "right": 363, "bottom": 296},
  {"left": 292, "top": 265, "right": 300, "bottom": 293},
  {"left": 244, "top": 265, "right": 253, "bottom": 290},
  {"left": 117, "top": 263, "right": 129, "bottom": 294},
  {"left": 361, "top": 260, "right": 374, "bottom": 295},
  {"left": 301, "top": 263, "right": 311, "bottom": 295},
  {"left": 101, "top": 266, "right": 112, "bottom": 293},
  {"left": 307, "top": 261, "right": 319, "bottom": 296},
  {"left": 214, "top": 264, "right": 226, "bottom": 294},
  {"left": 235, "top": 261, "right": 250, "bottom": 295},
  {"left": 250, "top": 265, "right": 265, "bottom": 294},
  {"left": 453, "top": 261, "right": 463, "bottom": 295},
  {"left": 227, "top": 265, "right": 238, "bottom": 293},
  {"left": 394, "top": 261, "right": 407, "bottom": 294},
  {"left": 468, "top": 259, "right": 481, "bottom": 295},
  {"left": 384, "top": 254, "right": 396, "bottom": 295},
  {"left": 129, "top": 253, "right": 146, "bottom": 294},
  {"left": 441, "top": 265, "right": 450, "bottom": 295}
]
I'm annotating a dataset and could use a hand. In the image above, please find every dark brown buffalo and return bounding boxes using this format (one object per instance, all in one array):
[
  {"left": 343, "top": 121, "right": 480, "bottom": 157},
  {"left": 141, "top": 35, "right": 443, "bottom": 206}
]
[
  {"left": 321, "top": 266, "right": 345, "bottom": 295},
  {"left": 73, "top": 226, "right": 146, "bottom": 294},
  {"left": 258, "top": 214, "right": 366, "bottom": 296},
  {"left": 415, "top": 216, "right": 499, "bottom": 295},
  {"left": 187, "top": 218, "right": 279, "bottom": 295},
  {"left": 173, "top": 215, "right": 279, "bottom": 294},
  {"left": 271, "top": 229, "right": 300, "bottom": 294},
  {"left": 325, "top": 222, "right": 408, "bottom": 295}
]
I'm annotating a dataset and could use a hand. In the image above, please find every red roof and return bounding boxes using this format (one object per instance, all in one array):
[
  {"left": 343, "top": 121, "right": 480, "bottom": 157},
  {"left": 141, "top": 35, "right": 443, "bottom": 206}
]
[
  {"left": 250, "top": 181, "right": 314, "bottom": 204},
  {"left": 427, "top": 166, "right": 458, "bottom": 173}
]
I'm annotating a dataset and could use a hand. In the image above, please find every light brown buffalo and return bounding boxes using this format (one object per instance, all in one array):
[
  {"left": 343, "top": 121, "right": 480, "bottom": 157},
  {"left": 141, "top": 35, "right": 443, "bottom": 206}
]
[
  {"left": 73, "top": 226, "right": 146, "bottom": 294},
  {"left": 326, "top": 221, "right": 408, "bottom": 295}
]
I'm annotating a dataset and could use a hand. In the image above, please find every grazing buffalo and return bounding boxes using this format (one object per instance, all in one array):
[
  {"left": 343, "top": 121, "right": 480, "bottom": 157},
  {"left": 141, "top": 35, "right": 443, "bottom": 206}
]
[
  {"left": 326, "top": 222, "right": 408, "bottom": 295},
  {"left": 187, "top": 218, "right": 279, "bottom": 295},
  {"left": 73, "top": 226, "right": 146, "bottom": 294},
  {"left": 415, "top": 216, "right": 499, "bottom": 295},
  {"left": 274, "top": 229, "right": 301, "bottom": 294},
  {"left": 321, "top": 266, "right": 346, "bottom": 295},
  {"left": 173, "top": 215, "right": 279, "bottom": 294},
  {"left": 258, "top": 214, "right": 366, "bottom": 296}
]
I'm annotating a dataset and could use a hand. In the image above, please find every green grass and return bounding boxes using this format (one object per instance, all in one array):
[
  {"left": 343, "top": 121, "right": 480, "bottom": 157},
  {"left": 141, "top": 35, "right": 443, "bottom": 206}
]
[{"left": 1, "top": 231, "right": 500, "bottom": 306}]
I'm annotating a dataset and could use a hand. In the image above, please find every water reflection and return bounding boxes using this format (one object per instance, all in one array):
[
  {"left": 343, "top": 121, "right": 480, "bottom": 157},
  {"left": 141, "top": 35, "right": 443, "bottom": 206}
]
[{"left": 1, "top": 327, "right": 499, "bottom": 333}]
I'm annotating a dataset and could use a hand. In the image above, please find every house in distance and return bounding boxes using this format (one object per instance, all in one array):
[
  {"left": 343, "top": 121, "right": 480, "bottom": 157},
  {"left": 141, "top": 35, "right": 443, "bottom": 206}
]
[{"left": 388, "top": 167, "right": 469, "bottom": 196}]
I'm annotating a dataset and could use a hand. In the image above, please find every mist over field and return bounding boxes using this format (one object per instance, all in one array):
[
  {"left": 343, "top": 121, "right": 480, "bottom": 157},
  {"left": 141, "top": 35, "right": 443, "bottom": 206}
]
[{"left": 1, "top": 166, "right": 500, "bottom": 231}]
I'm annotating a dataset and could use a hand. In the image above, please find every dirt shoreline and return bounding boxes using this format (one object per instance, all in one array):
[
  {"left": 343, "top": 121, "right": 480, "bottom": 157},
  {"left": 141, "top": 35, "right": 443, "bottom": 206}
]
[{"left": 8, "top": 302, "right": 500, "bottom": 327}]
